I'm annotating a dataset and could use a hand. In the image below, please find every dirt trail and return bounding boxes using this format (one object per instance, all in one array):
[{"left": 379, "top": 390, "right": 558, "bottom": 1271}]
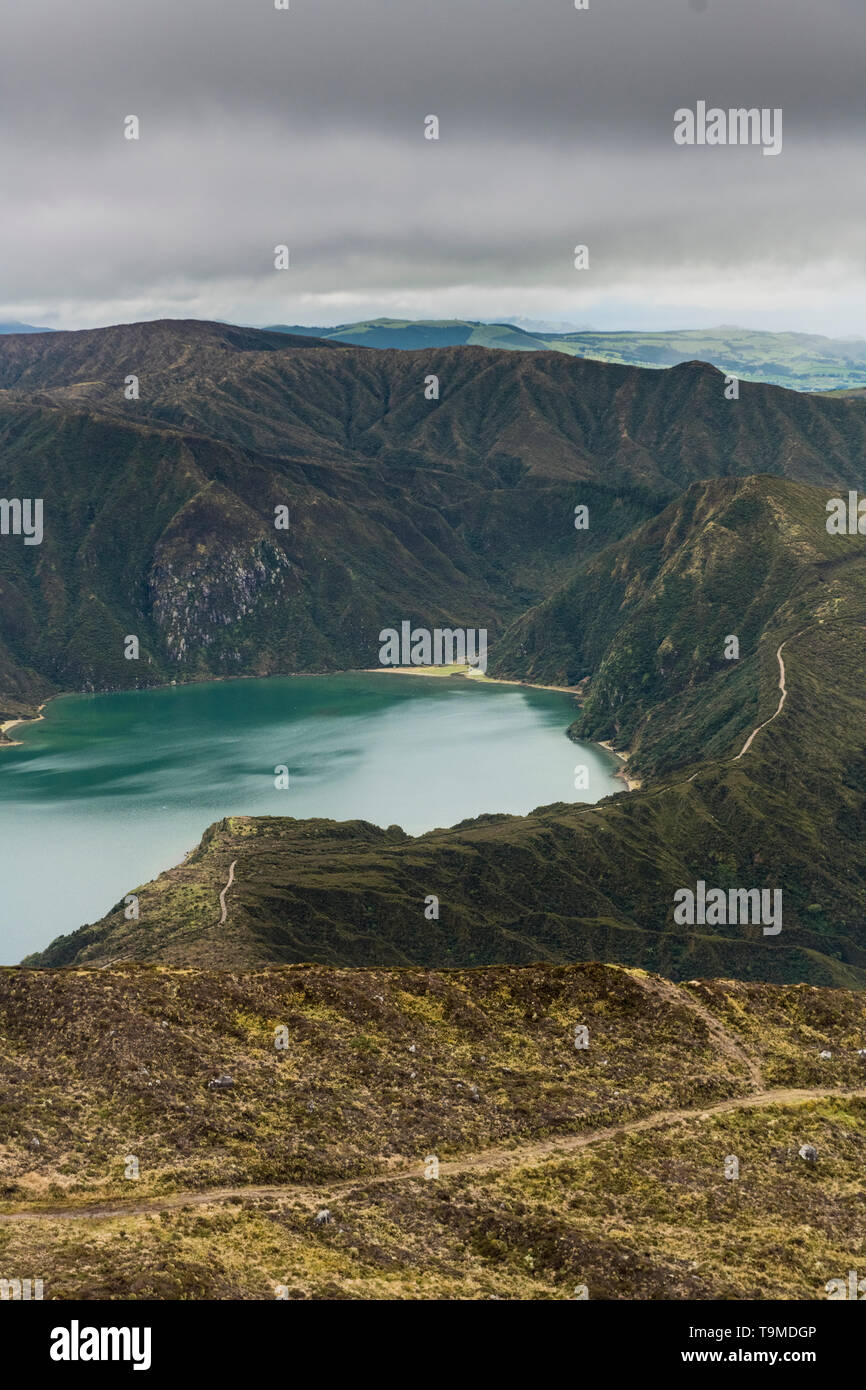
[
  {"left": 633, "top": 973, "right": 764, "bottom": 1090},
  {"left": 625, "top": 626, "right": 811, "bottom": 789},
  {"left": 734, "top": 626, "right": 817, "bottom": 761},
  {"left": 217, "top": 860, "right": 237, "bottom": 925},
  {"left": 682, "top": 627, "right": 809, "bottom": 784},
  {"left": 3, "top": 1086, "right": 861, "bottom": 1225}
]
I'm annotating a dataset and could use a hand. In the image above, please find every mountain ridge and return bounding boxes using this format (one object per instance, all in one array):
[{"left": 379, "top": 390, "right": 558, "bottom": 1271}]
[
  {"left": 3, "top": 320, "right": 866, "bottom": 725},
  {"left": 3, "top": 322, "right": 866, "bottom": 989}
]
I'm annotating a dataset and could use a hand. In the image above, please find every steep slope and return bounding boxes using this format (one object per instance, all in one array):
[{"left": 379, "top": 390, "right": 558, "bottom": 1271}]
[
  {"left": 7, "top": 325, "right": 866, "bottom": 487},
  {"left": 0, "top": 399, "right": 520, "bottom": 716},
  {"left": 494, "top": 475, "right": 853, "bottom": 777}
]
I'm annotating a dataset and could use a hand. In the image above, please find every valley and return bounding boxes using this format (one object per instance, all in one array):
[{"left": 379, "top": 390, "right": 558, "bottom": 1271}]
[
  {"left": 22, "top": 468, "right": 866, "bottom": 990},
  {"left": 3, "top": 0, "right": 860, "bottom": 1321}
]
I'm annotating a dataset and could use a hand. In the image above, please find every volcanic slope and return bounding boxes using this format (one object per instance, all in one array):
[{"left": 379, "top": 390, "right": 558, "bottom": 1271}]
[{"left": 27, "top": 476, "right": 866, "bottom": 986}]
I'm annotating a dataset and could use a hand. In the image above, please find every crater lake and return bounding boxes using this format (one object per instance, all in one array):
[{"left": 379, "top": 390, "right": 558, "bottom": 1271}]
[{"left": 0, "top": 672, "right": 622, "bottom": 962}]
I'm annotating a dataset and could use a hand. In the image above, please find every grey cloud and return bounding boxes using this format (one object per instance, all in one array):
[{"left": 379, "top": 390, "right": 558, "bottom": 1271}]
[{"left": 0, "top": 0, "right": 862, "bottom": 330}]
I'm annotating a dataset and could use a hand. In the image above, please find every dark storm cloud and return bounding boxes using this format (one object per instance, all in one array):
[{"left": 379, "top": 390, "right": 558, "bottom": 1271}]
[{"left": 0, "top": 0, "right": 863, "bottom": 330}]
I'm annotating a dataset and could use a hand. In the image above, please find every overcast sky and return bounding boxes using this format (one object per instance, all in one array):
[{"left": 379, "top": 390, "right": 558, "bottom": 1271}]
[{"left": 1, "top": 0, "right": 863, "bottom": 334}]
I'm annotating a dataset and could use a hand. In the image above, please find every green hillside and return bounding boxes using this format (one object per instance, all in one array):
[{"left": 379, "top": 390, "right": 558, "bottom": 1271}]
[
  {"left": 5, "top": 321, "right": 866, "bottom": 1303},
  {"left": 494, "top": 475, "right": 855, "bottom": 776},
  {"left": 4, "top": 322, "right": 866, "bottom": 989},
  {"left": 3, "top": 321, "right": 866, "bottom": 726}
]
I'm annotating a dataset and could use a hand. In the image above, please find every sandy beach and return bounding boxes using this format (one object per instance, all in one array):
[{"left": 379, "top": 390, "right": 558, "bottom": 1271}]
[
  {"left": 361, "top": 664, "right": 584, "bottom": 695},
  {"left": 0, "top": 700, "right": 52, "bottom": 748},
  {"left": 597, "top": 738, "right": 642, "bottom": 792}
]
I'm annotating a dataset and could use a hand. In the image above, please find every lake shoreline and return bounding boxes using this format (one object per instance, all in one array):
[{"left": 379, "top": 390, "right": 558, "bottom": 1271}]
[
  {"left": 359, "top": 664, "right": 584, "bottom": 695},
  {"left": 597, "top": 739, "right": 642, "bottom": 792},
  {"left": 362, "top": 664, "right": 637, "bottom": 793},
  {"left": 0, "top": 666, "right": 637, "bottom": 794},
  {"left": 1, "top": 665, "right": 585, "bottom": 749},
  {"left": 0, "top": 698, "right": 56, "bottom": 748},
  {"left": 0, "top": 668, "right": 628, "bottom": 962}
]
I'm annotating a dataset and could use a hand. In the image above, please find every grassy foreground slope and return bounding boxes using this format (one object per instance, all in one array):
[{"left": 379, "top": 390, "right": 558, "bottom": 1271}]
[
  {"left": 27, "top": 477, "right": 866, "bottom": 985},
  {"left": 0, "top": 962, "right": 864, "bottom": 1299}
]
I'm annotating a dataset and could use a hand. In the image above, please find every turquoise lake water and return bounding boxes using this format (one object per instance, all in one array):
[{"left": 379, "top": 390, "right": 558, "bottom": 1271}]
[{"left": 0, "top": 672, "right": 621, "bottom": 962}]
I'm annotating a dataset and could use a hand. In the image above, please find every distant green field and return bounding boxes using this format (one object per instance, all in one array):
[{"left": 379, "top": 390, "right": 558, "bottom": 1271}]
[{"left": 267, "top": 318, "right": 866, "bottom": 392}]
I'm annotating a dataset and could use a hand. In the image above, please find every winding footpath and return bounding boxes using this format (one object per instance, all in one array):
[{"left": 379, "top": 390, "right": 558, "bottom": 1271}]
[
  {"left": 217, "top": 859, "right": 237, "bottom": 925},
  {"left": 681, "top": 625, "right": 812, "bottom": 785},
  {"left": 633, "top": 972, "right": 765, "bottom": 1090},
  {"left": 2, "top": 1085, "right": 862, "bottom": 1224},
  {"left": 734, "top": 631, "right": 801, "bottom": 761}
]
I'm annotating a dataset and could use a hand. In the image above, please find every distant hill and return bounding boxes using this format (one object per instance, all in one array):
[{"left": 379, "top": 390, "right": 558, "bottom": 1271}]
[
  {"left": 0, "top": 321, "right": 52, "bottom": 334},
  {"left": 266, "top": 317, "right": 553, "bottom": 352},
  {"left": 265, "top": 319, "right": 866, "bottom": 392}
]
